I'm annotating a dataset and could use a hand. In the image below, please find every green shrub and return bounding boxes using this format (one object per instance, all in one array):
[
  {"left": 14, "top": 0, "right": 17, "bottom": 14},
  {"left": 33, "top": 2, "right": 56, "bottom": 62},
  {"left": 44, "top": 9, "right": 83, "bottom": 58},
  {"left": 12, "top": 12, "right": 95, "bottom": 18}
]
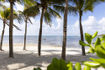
[
  {"left": 80, "top": 32, "right": 105, "bottom": 69},
  {"left": 47, "top": 58, "right": 91, "bottom": 70},
  {"left": 47, "top": 58, "right": 68, "bottom": 70}
]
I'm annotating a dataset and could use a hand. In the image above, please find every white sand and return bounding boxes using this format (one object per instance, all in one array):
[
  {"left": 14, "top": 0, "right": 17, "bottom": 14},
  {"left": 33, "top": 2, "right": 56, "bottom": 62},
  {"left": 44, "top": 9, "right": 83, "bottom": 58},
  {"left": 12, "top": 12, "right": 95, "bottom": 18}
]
[{"left": 0, "top": 44, "right": 103, "bottom": 70}]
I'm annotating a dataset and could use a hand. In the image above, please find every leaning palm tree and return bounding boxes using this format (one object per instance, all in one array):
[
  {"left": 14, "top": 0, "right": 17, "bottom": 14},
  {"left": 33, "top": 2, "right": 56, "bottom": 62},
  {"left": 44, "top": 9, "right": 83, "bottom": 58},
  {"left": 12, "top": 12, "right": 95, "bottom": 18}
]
[
  {"left": 0, "top": 8, "right": 21, "bottom": 51},
  {"left": 23, "top": 16, "right": 29, "bottom": 50},
  {"left": 0, "top": 3, "right": 7, "bottom": 51},
  {"left": 19, "top": 10, "right": 39, "bottom": 50},
  {"left": 0, "top": 11, "right": 6, "bottom": 51},
  {"left": 72, "top": 0, "right": 104, "bottom": 56},
  {"left": 18, "top": 1, "right": 39, "bottom": 50},
  {"left": 23, "top": 1, "right": 37, "bottom": 50},
  {"left": 30, "top": 0, "right": 62, "bottom": 56}
]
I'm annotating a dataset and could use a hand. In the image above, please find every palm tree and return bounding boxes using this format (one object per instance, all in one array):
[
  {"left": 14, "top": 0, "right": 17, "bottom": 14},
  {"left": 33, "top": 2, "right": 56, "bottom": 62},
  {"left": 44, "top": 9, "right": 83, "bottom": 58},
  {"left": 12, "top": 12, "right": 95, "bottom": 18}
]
[
  {"left": 8, "top": 0, "right": 15, "bottom": 57},
  {"left": 23, "top": 1, "right": 37, "bottom": 50},
  {"left": 0, "top": 0, "right": 17, "bottom": 57},
  {"left": 18, "top": 2, "right": 39, "bottom": 50},
  {"left": 23, "top": 16, "right": 28, "bottom": 50},
  {"left": 0, "top": 19, "right": 6, "bottom": 51},
  {"left": 52, "top": 0, "right": 77, "bottom": 60},
  {"left": 72, "top": 0, "right": 104, "bottom": 56},
  {"left": 61, "top": 0, "right": 68, "bottom": 60},
  {"left": 0, "top": 4, "right": 6, "bottom": 51},
  {"left": 30, "top": 0, "right": 61, "bottom": 56},
  {"left": 0, "top": 8, "right": 21, "bottom": 51},
  {"left": 19, "top": 12, "right": 37, "bottom": 50}
]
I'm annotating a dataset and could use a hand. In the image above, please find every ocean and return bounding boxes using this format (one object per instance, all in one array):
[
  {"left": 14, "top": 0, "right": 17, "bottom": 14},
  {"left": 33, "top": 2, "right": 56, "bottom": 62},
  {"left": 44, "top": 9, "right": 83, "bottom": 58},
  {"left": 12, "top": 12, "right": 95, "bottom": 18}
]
[{"left": 1, "top": 36, "right": 82, "bottom": 48}]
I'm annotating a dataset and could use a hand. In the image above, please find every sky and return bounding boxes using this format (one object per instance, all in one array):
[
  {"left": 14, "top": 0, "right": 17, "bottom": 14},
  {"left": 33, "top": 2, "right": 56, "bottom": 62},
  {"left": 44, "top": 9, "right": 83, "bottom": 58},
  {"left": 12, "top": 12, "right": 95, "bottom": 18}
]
[{"left": 0, "top": 2, "right": 105, "bottom": 36}]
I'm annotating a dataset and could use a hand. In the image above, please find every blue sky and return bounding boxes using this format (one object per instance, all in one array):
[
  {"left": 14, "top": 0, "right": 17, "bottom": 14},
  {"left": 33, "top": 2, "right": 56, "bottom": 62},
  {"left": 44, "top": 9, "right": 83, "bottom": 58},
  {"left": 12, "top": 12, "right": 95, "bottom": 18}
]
[{"left": 0, "top": 2, "right": 105, "bottom": 36}]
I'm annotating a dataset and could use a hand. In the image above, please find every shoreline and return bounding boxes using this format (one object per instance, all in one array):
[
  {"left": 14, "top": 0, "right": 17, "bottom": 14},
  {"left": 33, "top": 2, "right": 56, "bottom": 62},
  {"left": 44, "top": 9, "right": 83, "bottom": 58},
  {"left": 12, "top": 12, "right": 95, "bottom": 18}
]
[{"left": 2, "top": 43, "right": 87, "bottom": 48}]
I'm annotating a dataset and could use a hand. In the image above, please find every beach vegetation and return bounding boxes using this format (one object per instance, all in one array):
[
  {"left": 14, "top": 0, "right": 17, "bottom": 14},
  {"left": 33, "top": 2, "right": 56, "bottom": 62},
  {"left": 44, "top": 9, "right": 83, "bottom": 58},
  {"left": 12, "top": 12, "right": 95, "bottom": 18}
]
[
  {"left": 80, "top": 32, "right": 105, "bottom": 69},
  {"left": 0, "top": 8, "right": 21, "bottom": 51},
  {"left": 34, "top": 58, "right": 90, "bottom": 70}
]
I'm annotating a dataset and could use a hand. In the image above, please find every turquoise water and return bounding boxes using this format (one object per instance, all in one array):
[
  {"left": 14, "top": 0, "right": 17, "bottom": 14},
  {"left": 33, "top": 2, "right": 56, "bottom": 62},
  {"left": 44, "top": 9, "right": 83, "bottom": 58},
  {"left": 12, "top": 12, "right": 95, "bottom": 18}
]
[{"left": 2, "top": 36, "right": 81, "bottom": 48}]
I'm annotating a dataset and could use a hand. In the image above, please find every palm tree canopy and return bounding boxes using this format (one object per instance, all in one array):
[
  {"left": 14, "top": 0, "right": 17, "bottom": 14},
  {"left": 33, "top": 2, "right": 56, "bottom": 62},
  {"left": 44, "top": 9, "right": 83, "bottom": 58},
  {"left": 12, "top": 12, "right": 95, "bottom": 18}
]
[
  {"left": 18, "top": 3, "right": 40, "bottom": 25},
  {"left": 50, "top": 0, "right": 77, "bottom": 15},
  {"left": 71, "top": 0, "right": 104, "bottom": 14},
  {"left": 0, "top": 8, "right": 19, "bottom": 20},
  {"left": 23, "top": 5, "right": 40, "bottom": 17},
  {"left": 0, "top": 0, "right": 34, "bottom": 5},
  {"left": 24, "top": 0, "right": 62, "bottom": 24},
  {"left": 0, "top": 8, "right": 21, "bottom": 30}
]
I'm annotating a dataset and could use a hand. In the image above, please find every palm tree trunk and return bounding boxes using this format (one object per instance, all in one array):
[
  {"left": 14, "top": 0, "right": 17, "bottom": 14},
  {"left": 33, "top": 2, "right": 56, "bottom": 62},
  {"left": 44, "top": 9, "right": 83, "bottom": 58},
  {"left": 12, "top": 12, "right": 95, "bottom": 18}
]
[
  {"left": 23, "top": 18, "right": 28, "bottom": 50},
  {"left": 61, "top": 0, "right": 68, "bottom": 60},
  {"left": 79, "top": 11, "right": 86, "bottom": 56},
  {"left": 38, "top": 8, "right": 44, "bottom": 56},
  {"left": 0, "top": 20, "right": 6, "bottom": 51},
  {"left": 9, "top": 1, "right": 14, "bottom": 57}
]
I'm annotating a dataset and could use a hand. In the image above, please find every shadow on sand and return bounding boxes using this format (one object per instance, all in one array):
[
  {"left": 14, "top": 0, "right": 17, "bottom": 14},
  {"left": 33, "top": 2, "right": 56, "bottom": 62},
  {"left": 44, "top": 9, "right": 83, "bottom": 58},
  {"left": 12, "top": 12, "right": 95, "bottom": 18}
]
[{"left": 0, "top": 49, "right": 98, "bottom": 70}]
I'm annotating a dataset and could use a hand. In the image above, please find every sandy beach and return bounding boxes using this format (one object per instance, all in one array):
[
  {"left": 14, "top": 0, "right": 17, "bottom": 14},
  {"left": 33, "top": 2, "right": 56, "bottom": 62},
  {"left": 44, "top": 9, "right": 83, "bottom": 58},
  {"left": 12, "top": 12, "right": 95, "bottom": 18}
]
[{"left": 0, "top": 44, "right": 103, "bottom": 70}]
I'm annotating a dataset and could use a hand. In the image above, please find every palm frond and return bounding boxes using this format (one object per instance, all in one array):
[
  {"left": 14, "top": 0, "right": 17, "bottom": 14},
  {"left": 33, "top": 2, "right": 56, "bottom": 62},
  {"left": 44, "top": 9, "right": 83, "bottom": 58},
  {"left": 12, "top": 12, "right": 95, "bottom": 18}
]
[
  {"left": 28, "top": 18, "right": 33, "bottom": 24},
  {"left": 16, "top": 15, "right": 23, "bottom": 24},
  {"left": 44, "top": 11, "right": 52, "bottom": 25},
  {"left": 23, "top": 5, "right": 40, "bottom": 17},
  {"left": 84, "top": 0, "right": 95, "bottom": 12},
  {"left": 6, "top": 22, "right": 21, "bottom": 31},
  {"left": 17, "top": 11, "right": 24, "bottom": 23},
  {"left": 68, "top": 6, "right": 77, "bottom": 15},
  {"left": 0, "top": 10, "right": 5, "bottom": 19},
  {"left": 0, "top": 8, "right": 10, "bottom": 19},
  {"left": 84, "top": 0, "right": 104, "bottom": 12},
  {"left": 49, "top": 0, "right": 65, "bottom": 5},
  {"left": 53, "top": 4, "right": 77, "bottom": 15},
  {"left": 0, "top": 0, "right": 6, "bottom": 1},
  {"left": 13, "top": 23, "right": 21, "bottom": 31},
  {"left": 71, "top": 0, "right": 102, "bottom": 14},
  {"left": 48, "top": 7, "right": 61, "bottom": 18},
  {"left": 23, "top": 0, "right": 37, "bottom": 8},
  {"left": 53, "top": 5, "right": 65, "bottom": 13}
]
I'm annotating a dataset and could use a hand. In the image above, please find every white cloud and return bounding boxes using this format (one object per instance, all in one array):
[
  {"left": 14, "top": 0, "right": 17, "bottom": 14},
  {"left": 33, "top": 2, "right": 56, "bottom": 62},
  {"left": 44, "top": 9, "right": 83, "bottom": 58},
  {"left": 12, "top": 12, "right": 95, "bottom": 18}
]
[{"left": 70, "top": 16, "right": 105, "bottom": 36}]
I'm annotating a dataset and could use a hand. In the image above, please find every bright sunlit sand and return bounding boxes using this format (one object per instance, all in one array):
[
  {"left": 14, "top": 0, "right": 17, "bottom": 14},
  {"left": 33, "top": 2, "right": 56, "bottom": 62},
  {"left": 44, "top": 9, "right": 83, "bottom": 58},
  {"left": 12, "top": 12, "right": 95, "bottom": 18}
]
[{"left": 0, "top": 44, "right": 99, "bottom": 70}]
